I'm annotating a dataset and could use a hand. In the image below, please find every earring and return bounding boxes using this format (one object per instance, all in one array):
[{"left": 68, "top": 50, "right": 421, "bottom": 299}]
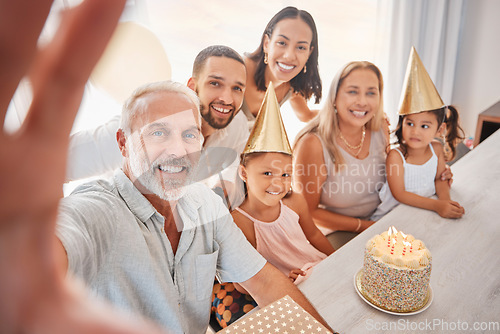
[
  {"left": 334, "top": 104, "right": 337, "bottom": 114},
  {"left": 303, "top": 65, "right": 307, "bottom": 73},
  {"left": 264, "top": 53, "right": 268, "bottom": 65}
]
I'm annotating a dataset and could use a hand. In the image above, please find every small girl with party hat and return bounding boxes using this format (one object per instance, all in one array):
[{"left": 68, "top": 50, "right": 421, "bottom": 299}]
[
  {"left": 235, "top": 82, "right": 334, "bottom": 281},
  {"left": 212, "top": 83, "right": 334, "bottom": 328},
  {"left": 372, "top": 47, "right": 465, "bottom": 220}
]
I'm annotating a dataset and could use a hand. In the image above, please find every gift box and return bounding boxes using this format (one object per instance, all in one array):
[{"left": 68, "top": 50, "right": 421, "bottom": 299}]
[{"left": 218, "top": 295, "right": 332, "bottom": 334}]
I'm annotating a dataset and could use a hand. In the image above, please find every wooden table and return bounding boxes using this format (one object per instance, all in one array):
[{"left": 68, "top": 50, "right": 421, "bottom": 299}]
[{"left": 299, "top": 129, "right": 500, "bottom": 333}]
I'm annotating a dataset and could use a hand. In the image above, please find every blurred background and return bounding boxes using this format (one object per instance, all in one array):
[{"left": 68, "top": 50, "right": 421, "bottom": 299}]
[{"left": 5, "top": 0, "right": 500, "bottom": 154}]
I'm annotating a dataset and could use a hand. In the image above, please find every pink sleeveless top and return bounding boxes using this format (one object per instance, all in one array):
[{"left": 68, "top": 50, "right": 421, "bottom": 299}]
[{"left": 235, "top": 201, "right": 326, "bottom": 284}]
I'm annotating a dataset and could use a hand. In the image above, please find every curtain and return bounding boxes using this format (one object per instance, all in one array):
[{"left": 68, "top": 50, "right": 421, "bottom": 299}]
[{"left": 376, "top": 0, "right": 465, "bottom": 124}]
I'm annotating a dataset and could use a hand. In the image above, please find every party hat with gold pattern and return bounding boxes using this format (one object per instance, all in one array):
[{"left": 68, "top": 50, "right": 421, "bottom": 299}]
[
  {"left": 243, "top": 82, "right": 292, "bottom": 155},
  {"left": 398, "top": 46, "right": 445, "bottom": 115}
]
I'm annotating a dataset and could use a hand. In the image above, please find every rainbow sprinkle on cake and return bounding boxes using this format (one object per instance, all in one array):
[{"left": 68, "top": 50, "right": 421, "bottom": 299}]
[{"left": 361, "top": 226, "right": 431, "bottom": 312}]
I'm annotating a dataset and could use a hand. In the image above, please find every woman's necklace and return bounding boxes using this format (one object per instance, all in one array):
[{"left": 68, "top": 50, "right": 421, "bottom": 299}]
[{"left": 339, "top": 125, "right": 366, "bottom": 157}]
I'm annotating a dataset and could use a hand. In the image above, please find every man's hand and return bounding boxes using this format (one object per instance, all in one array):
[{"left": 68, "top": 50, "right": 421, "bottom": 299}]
[{"left": 0, "top": 1, "right": 164, "bottom": 333}]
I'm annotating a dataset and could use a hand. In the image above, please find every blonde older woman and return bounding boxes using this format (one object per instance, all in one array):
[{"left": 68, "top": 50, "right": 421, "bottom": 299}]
[{"left": 293, "top": 61, "right": 388, "bottom": 248}]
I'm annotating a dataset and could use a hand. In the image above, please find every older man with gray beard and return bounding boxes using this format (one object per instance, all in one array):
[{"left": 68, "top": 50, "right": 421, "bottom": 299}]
[{"left": 55, "top": 80, "right": 330, "bottom": 333}]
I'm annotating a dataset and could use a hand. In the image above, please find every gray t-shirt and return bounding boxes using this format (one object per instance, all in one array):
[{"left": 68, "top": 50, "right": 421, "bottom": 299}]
[{"left": 57, "top": 169, "right": 266, "bottom": 333}]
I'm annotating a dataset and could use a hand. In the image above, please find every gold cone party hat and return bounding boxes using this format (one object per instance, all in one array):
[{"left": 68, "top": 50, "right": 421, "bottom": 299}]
[
  {"left": 243, "top": 82, "right": 292, "bottom": 155},
  {"left": 398, "top": 46, "right": 445, "bottom": 115}
]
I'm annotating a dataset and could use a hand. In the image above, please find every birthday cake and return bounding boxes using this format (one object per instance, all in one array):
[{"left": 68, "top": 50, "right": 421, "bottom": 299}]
[{"left": 360, "top": 227, "right": 432, "bottom": 312}]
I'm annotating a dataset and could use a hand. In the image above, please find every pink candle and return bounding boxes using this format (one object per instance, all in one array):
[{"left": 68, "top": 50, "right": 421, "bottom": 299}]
[{"left": 402, "top": 241, "right": 411, "bottom": 256}]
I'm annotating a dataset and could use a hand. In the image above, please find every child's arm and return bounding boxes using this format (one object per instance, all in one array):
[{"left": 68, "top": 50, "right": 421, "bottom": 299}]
[
  {"left": 434, "top": 142, "right": 451, "bottom": 200},
  {"left": 288, "top": 192, "right": 335, "bottom": 255},
  {"left": 387, "top": 148, "right": 464, "bottom": 219}
]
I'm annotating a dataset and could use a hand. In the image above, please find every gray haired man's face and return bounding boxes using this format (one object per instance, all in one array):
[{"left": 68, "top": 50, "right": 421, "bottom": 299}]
[{"left": 125, "top": 91, "right": 202, "bottom": 200}]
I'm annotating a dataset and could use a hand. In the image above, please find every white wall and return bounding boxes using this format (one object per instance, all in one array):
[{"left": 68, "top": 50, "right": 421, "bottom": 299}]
[{"left": 452, "top": 0, "right": 500, "bottom": 137}]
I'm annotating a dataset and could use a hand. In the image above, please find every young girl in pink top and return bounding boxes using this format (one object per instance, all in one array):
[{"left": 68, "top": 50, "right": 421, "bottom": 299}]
[
  {"left": 211, "top": 83, "right": 333, "bottom": 329},
  {"left": 212, "top": 151, "right": 334, "bottom": 329},
  {"left": 234, "top": 151, "right": 334, "bottom": 283}
]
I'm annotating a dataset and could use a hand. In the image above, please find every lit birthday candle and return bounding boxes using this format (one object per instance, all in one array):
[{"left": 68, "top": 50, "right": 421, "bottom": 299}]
[
  {"left": 402, "top": 241, "right": 411, "bottom": 256},
  {"left": 390, "top": 238, "right": 396, "bottom": 255},
  {"left": 387, "top": 227, "right": 393, "bottom": 248}
]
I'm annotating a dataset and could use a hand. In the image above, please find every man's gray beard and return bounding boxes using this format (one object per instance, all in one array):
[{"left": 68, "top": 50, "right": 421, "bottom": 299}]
[{"left": 128, "top": 144, "right": 194, "bottom": 201}]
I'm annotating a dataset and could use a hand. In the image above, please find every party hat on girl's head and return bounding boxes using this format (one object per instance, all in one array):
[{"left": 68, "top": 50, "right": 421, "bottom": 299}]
[
  {"left": 243, "top": 82, "right": 292, "bottom": 155},
  {"left": 398, "top": 46, "right": 445, "bottom": 116}
]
